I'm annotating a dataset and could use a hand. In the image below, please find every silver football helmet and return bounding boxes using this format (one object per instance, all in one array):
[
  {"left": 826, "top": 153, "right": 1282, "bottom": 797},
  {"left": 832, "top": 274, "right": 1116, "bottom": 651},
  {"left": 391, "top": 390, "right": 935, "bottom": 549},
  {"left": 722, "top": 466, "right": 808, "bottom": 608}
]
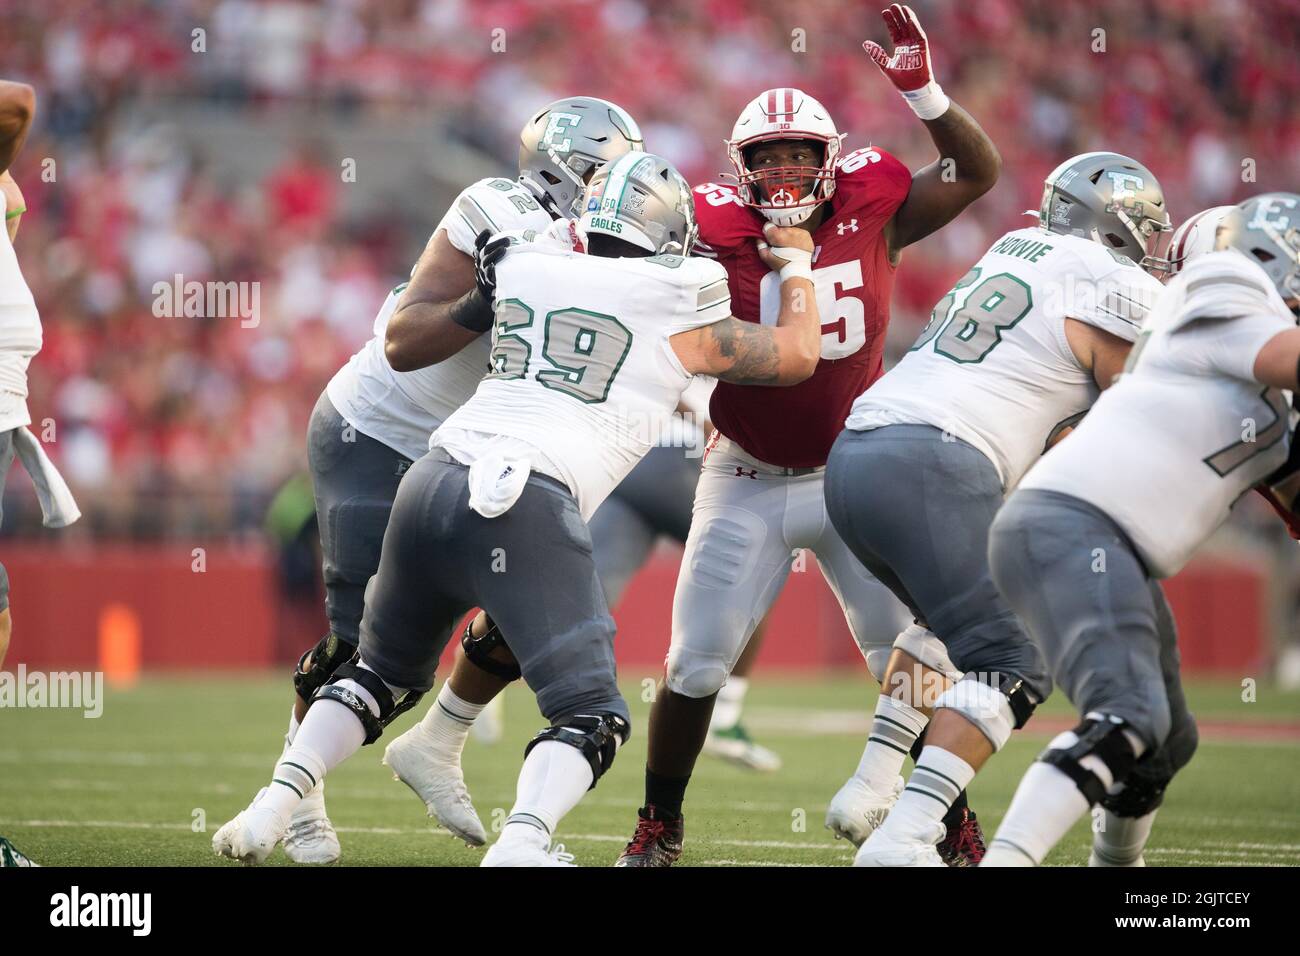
[
  {"left": 1215, "top": 192, "right": 1300, "bottom": 309},
  {"left": 1035, "top": 151, "right": 1172, "bottom": 272},
  {"left": 579, "top": 151, "right": 697, "bottom": 256},
  {"left": 518, "top": 97, "right": 644, "bottom": 218}
]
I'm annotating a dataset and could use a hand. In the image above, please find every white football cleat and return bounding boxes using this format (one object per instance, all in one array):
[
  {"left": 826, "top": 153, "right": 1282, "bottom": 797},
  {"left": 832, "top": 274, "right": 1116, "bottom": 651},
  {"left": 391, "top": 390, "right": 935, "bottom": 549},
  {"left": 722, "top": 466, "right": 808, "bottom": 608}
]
[
  {"left": 470, "top": 695, "right": 505, "bottom": 746},
  {"left": 481, "top": 829, "right": 576, "bottom": 867},
  {"left": 282, "top": 783, "right": 340, "bottom": 864},
  {"left": 212, "top": 790, "right": 290, "bottom": 866},
  {"left": 853, "top": 821, "right": 946, "bottom": 867},
  {"left": 383, "top": 725, "right": 488, "bottom": 846},
  {"left": 825, "top": 774, "right": 904, "bottom": 846},
  {"left": 702, "top": 723, "right": 782, "bottom": 772}
]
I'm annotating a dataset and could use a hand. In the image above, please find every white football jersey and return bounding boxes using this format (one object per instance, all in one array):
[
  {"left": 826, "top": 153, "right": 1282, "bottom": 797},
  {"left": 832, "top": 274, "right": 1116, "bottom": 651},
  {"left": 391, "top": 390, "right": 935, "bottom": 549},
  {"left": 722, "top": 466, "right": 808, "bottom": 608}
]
[
  {"left": 326, "top": 177, "right": 554, "bottom": 460},
  {"left": 0, "top": 187, "right": 42, "bottom": 432},
  {"left": 846, "top": 227, "right": 1163, "bottom": 489},
  {"left": 435, "top": 243, "right": 731, "bottom": 519},
  {"left": 1020, "top": 251, "right": 1294, "bottom": 578}
]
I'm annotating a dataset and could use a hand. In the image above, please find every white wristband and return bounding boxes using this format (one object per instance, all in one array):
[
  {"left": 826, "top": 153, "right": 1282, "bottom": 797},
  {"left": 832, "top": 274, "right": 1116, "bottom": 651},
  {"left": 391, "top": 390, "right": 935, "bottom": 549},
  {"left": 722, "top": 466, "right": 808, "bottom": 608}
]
[
  {"left": 767, "top": 244, "right": 812, "bottom": 283},
  {"left": 779, "top": 260, "right": 813, "bottom": 283},
  {"left": 900, "top": 80, "right": 950, "bottom": 121}
]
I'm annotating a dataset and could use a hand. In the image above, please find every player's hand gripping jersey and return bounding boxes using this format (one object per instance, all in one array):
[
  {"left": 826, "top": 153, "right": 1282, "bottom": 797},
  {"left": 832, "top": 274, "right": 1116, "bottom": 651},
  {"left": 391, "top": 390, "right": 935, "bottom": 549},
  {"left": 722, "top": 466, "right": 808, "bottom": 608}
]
[
  {"left": 694, "top": 148, "right": 912, "bottom": 467},
  {"left": 847, "top": 227, "right": 1164, "bottom": 489},
  {"left": 435, "top": 232, "right": 733, "bottom": 520},
  {"left": 1020, "top": 250, "right": 1295, "bottom": 577},
  {"left": 327, "top": 177, "right": 554, "bottom": 460}
]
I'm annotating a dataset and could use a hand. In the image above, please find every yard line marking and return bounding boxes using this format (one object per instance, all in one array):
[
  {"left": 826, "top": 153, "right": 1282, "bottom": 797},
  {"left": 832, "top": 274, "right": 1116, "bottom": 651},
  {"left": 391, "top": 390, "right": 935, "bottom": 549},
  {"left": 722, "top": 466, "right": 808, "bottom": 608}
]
[
  {"left": 695, "top": 859, "right": 840, "bottom": 867},
  {"left": 2, "top": 819, "right": 1296, "bottom": 865},
  {"left": 4, "top": 818, "right": 1296, "bottom": 863}
]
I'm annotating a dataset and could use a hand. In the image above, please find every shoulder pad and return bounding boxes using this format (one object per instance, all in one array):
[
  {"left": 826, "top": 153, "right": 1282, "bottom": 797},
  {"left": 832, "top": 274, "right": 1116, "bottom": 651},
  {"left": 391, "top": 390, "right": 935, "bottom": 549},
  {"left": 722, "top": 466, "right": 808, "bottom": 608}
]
[
  {"left": 693, "top": 182, "right": 763, "bottom": 253},
  {"left": 831, "top": 147, "right": 912, "bottom": 216}
]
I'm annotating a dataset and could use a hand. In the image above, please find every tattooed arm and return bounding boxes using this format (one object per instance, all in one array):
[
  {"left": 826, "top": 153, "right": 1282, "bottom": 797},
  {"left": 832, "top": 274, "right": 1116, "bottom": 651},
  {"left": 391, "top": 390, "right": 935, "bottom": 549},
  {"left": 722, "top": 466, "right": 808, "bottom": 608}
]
[{"left": 671, "top": 225, "right": 820, "bottom": 386}]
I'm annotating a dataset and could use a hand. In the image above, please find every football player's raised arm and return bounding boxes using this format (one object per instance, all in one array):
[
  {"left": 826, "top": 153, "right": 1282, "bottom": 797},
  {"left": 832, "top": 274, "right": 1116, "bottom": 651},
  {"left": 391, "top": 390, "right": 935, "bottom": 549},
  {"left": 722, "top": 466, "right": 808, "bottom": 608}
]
[
  {"left": 1252, "top": 327, "right": 1300, "bottom": 390},
  {"left": 862, "top": 5, "right": 1000, "bottom": 253},
  {"left": 672, "top": 226, "right": 820, "bottom": 386},
  {"left": 383, "top": 229, "right": 486, "bottom": 372},
  {"left": 0, "top": 80, "right": 35, "bottom": 176}
]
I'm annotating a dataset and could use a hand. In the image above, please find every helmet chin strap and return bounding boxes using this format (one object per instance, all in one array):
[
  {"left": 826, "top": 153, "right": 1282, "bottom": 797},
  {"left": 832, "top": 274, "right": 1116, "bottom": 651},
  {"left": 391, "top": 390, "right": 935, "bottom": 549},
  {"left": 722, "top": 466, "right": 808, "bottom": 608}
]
[{"left": 759, "top": 202, "right": 818, "bottom": 228}]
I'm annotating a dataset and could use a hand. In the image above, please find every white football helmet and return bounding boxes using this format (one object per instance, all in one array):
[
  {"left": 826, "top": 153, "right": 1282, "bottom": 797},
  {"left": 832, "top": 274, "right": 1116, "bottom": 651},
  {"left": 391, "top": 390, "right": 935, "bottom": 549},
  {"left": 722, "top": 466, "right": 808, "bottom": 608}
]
[
  {"left": 1162, "top": 205, "right": 1234, "bottom": 277},
  {"left": 726, "top": 87, "right": 845, "bottom": 227}
]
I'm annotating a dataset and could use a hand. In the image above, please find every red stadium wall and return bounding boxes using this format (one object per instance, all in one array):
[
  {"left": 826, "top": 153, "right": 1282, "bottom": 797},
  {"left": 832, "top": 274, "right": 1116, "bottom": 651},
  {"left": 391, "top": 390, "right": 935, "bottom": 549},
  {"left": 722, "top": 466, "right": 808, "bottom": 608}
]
[{"left": 0, "top": 543, "right": 1268, "bottom": 676}]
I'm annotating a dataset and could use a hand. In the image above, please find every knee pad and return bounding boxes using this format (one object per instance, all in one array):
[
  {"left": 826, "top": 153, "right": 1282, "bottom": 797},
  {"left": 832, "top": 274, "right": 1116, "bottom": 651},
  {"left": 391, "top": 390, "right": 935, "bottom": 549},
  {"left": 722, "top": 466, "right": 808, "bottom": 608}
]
[
  {"left": 1040, "top": 713, "right": 1141, "bottom": 807},
  {"left": 664, "top": 645, "right": 730, "bottom": 699},
  {"left": 525, "top": 712, "right": 630, "bottom": 790},
  {"left": 1108, "top": 716, "right": 1199, "bottom": 818},
  {"left": 311, "top": 653, "right": 423, "bottom": 745},
  {"left": 893, "top": 623, "right": 962, "bottom": 681},
  {"left": 461, "top": 613, "right": 521, "bottom": 681},
  {"left": 934, "top": 672, "right": 1040, "bottom": 753},
  {"left": 293, "top": 632, "right": 358, "bottom": 702},
  {"left": 1102, "top": 773, "right": 1168, "bottom": 819}
]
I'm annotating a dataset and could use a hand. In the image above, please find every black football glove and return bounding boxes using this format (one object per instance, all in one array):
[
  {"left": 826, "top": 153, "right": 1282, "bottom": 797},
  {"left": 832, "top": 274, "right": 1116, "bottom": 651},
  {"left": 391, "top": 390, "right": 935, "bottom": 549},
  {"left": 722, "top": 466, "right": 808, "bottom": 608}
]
[{"left": 473, "top": 229, "right": 512, "bottom": 304}]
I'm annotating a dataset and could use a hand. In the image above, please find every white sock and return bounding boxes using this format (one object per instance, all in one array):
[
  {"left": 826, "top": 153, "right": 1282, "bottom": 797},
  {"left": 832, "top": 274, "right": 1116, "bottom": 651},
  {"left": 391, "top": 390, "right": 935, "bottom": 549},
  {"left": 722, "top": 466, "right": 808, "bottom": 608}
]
[
  {"left": 258, "top": 675, "right": 380, "bottom": 819},
  {"left": 985, "top": 721, "right": 1145, "bottom": 866},
  {"left": 419, "top": 683, "right": 486, "bottom": 759},
  {"left": 985, "top": 761, "right": 1090, "bottom": 865},
  {"left": 855, "top": 694, "right": 929, "bottom": 790},
  {"left": 503, "top": 740, "right": 594, "bottom": 838},
  {"left": 709, "top": 676, "right": 749, "bottom": 730},
  {"left": 880, "top": 745, "right": 974, "bottom": 841},
  {"left": 1093, "top": 808, "right": 1157, "bottom": 865}
]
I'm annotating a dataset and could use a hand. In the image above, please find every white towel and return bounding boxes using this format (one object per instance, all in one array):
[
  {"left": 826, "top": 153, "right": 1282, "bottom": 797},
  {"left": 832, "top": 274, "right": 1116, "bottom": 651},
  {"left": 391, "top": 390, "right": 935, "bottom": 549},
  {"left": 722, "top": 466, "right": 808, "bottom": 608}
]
[
  {"left": 12, "top": 426, "right": 80, "bottom": 528},
  {"left": 466, "top": 454, "right": 530, "bottom": 519}
]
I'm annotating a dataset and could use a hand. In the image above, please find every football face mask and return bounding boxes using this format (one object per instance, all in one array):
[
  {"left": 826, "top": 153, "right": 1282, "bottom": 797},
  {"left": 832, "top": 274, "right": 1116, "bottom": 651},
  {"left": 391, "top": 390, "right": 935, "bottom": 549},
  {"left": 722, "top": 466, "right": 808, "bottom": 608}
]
[{"left": 739, "top": 139, "right": 829, "bottom": 218}]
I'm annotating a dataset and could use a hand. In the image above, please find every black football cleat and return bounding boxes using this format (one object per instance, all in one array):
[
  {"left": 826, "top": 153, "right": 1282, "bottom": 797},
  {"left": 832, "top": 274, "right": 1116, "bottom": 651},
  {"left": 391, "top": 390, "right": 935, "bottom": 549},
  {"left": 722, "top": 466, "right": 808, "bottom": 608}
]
[
  {"left": 614, "top": 805, "right": 684, "bottom": 867},
  {"left": 937, "top": 808, "right": 986, "bottom": 867}
]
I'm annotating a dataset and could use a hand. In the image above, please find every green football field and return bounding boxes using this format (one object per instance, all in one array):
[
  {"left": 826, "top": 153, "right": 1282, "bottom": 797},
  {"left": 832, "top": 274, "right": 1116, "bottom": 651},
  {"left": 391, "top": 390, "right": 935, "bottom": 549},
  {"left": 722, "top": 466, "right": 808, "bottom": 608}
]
[{"left": 2, "top": 673, "right": 1298, "bottom": 867}]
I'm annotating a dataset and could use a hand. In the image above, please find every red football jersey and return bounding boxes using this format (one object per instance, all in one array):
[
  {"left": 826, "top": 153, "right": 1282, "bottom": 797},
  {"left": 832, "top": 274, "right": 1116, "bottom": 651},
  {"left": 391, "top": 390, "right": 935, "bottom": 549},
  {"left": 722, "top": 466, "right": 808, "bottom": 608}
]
[{"left": 694, "top": 147, "right": 912, "bottom": 468}]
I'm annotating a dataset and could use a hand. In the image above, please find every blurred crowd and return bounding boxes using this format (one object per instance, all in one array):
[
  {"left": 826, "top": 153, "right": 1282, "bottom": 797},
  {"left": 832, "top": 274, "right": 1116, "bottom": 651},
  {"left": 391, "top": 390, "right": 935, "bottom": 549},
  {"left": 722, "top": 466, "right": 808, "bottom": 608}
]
[{"left": 1, "top": 0, "right": 1298, "bottom": 538}]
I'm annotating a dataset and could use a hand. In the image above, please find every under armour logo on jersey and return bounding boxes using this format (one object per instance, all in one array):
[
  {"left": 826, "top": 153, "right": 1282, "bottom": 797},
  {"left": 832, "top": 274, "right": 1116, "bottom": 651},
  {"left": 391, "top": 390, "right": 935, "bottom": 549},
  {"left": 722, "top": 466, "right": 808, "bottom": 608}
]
[
  {"left": 836, "top": 219, "right": 859, "bottom": 235},
  {"left": 734, "top": 467, "right": 758, "bottom": 479}
]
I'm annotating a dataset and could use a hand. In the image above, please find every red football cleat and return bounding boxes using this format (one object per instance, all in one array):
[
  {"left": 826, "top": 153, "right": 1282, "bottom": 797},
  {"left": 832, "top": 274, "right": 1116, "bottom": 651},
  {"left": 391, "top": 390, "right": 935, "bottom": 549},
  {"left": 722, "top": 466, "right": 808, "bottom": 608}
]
[
  {"left": 937, "top": 808, "right": 986, "bottom": 867},
  {"left": 614, "top": 805, "right": 684, "bottom": 868}
]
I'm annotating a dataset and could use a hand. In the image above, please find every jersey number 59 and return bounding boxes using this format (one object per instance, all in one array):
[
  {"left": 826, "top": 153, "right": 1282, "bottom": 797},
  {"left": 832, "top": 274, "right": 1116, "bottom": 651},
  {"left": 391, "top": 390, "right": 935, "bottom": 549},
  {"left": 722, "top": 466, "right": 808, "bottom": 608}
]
[{"left": 486, "top": 298, "right": 633, "bottom": 404}]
